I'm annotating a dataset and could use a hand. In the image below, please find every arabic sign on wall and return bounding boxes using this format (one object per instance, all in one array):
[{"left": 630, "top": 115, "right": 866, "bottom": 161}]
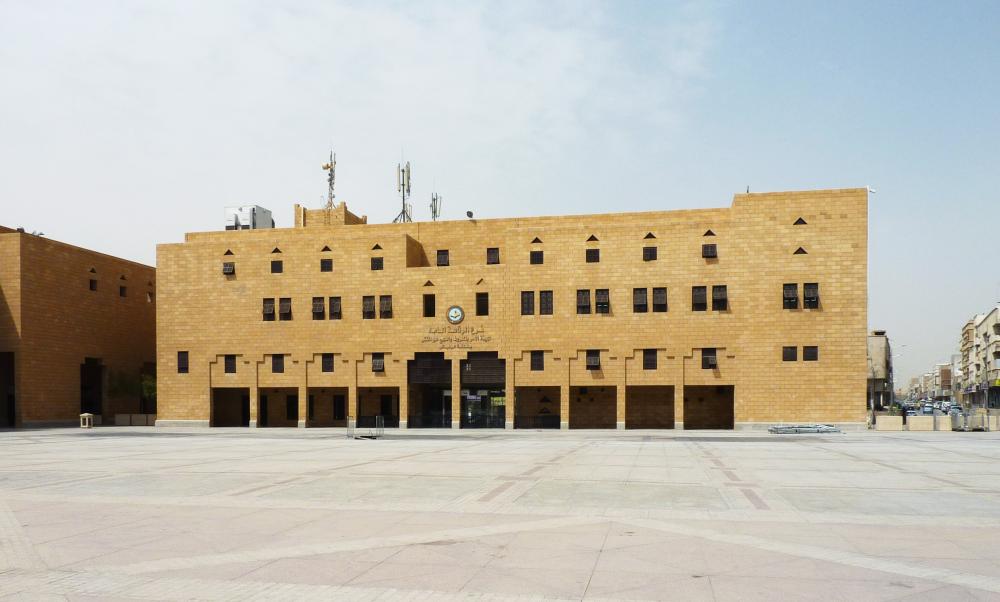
[{"left": 422, "top": 324, "right": 492, "bottom": 349}]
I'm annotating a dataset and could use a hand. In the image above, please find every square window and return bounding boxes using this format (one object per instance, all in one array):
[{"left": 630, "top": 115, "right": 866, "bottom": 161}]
[
  {"left": 782, "top": 346, "right": 797, "bottom": 362},
  {"left": 530, "top": 350, "right": 544, "bottom": 371},
  {"left": 783, "top": 283, "right": 799, "bottom": 309},
  {"left": 312, "top": 297, "right": 325, "bottom": 320},
  {"left": 530, "top": 250, "right": 543, "bottom": 265},
  {"left": 521, "top": 291, "right": 535, "bottom": 315},
  {"left": 272, "top": 354, "right": 284, "bottom": 373},
  {"left": 803, "top": 346, "right": 819, "bottom": 361},
  {"left": 633, "top": 288, "right": 648, "bottom": 313},
  {"left": 362, "top": 295, "right": 375, "bottom": 319},
  {"left": 379, "top": 295, "right": 393, "bottom": 319},
  {"left": 436, "top": 250, "right": 449, "bottom": 266},
  {"left": 371, "top": 257, "right": 383, "bottom": 271},
  {"left": 643, "top": 246, "right": 657, "bottom": 261},
  {"left": 423, "top": 294, "right": 436, "bottom": 318},
  {"left": 643, "top": 349, "right": 657, "bottom": 370},
  {"left": 652, "top": 287, "right": 668, "bottom": 312},
  {"left": 262, "top": 298, "right": 275, "bottom": 321},
  {"left": 595, "top": 289, "right": 610, "bottom": 314},
  {"left": 476, "top": 292, "right": 489, "bottom": 316},
  {"left": 119, "top": 286, "right": 127, "bottom": 297},
  {"left": 586, "top": 349, "right": 601, "bottom": 370},
  {"left": 271, "top": 260, "right": 283, "bottom": 274},
  {"left": 278, "top": 297, "right": 292, "bottom": 320},
  {"left": 692, "top": 286, "right": 707, "bottom": 311},
  {"left": 804, "top": 283, "right": 820, "bottom": 309},
  {"left": 701, "top": 348, "right": 717, "bottom": 369},
  {"left": 586, "top": 248, "right": 600, "bottom": 263},
  {"left": 320, "top": 258, "right": 333, "bottom": 272},
  {"left": 371, "top": 352, "right": 385, "bottom": 372},
  {"left": 702, "top": 244, "right": 717, "bottom": 259},
  {"left": 576, "top": 289, "right": 591, "bottom": 314},
  {"left": 89, "top": 279, "right": 97, "bottom": 291},
  {"left": 224, "top": 354, "right": 236, "bottom": 373},
  {"left": 712, "top": 285, "right": 728, "bottom": 311},
  {"left": 486, "top": 247, "right": 500, "bottom": 265},
  {"left": 329, "top": 296, "right": 342, "bottom": 320},
  {"left": 222, "top": 262, "right": 235, "bottom": 275},
  {"left": 539, "top": 290, "right": 553, "bottom": 315},
  {"left": 177, "top": 351, "right": 189, "bottom": 374},
  {"left": 321, "top": 353, "right": 334, "bottom": 373}
]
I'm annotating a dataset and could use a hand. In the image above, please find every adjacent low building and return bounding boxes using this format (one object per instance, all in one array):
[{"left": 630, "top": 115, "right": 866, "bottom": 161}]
[
  {"left": 0, "top": 226, "right": 156, "bottom": 427},
  {"left": 156, "top": 188, "right": 869, "bottom": 430},
  {"left": 866, "top": 330, "right": 893, "bottom": 410}
]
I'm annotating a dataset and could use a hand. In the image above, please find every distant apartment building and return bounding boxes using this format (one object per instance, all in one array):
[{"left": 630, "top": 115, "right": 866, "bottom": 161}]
[
  {"left": 866, "top": 330, "right": 893, "bottom": 409},
  {"left": 0, "top": 226, "right": 156, "bottom": 427},
  {"left": 972, "top": 306, "right": 1000, "bottom": 408}
]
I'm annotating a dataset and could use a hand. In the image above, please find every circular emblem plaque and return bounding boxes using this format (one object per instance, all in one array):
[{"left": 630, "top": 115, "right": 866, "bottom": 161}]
[{"left": 446, "top": 306, "right": 465, "bottom": 324}]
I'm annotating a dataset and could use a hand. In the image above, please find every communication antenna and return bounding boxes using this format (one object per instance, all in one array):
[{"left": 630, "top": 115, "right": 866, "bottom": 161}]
[
  {"left": 322, "top": 151, "right": 337, "bottom": 210},
  {"left": 430, "top": 192, "right": 442, "bottom": 221},
  {"left": 393, "top": 160, "right": 413, "bottom": 223}
]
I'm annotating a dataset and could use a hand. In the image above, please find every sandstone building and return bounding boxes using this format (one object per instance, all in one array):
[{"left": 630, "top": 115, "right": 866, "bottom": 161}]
[
  {"left": 0, "top": 226, "right": 156, "bottom": 427},
  {"left": 156, "top": 188, "right": 868, "bottom": 430}
]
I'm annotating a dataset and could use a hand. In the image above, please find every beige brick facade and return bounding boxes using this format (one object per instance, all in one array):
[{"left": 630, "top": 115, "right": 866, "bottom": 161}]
[
  {"left": 156, "top": 188, "right": 868, "bottom": 430},
  {"left": 0, "top": 227, "right": 156, "bottom": 427}
]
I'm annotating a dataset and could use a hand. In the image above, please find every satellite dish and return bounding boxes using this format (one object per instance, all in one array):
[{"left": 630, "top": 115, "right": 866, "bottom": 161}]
[{"left": 466, "top": 211, "right": 473, "bottom": 219}]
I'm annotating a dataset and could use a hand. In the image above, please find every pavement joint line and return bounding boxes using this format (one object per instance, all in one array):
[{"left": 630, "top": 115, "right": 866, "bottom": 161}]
[
  {"left": 84, "top": 514, "right": 609, "bottom": 575},
  {"left": 618, "top": 516, "right": 1000, "bottom": 594},
  {"left": 0, "top": 499, "right": 45, "bottom": 571}
]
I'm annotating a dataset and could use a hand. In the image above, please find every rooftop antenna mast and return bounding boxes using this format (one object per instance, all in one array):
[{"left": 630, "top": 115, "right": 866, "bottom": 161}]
[
  {"left": 393, "top": 160, "right": 413, "bottom": 223},
  {"left": 430, "top": 192, "right": 442, "bottom": 221},
  {"left": 322, "top": 150, "right": 336, "bottom": 210}
]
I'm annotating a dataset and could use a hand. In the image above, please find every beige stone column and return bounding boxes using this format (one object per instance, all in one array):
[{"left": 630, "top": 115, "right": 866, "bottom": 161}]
[
  {"left": 674, "top": 356, "right": 685, "bottom": 430},
  {"left": 398, "top": 378, "right": 409, "bottom": 429},
  {"left": 451, "top": 354, "right": 462, "bottom": 429},
  {"left": 297, "top": 384, "right": 308, "bottom": 428},
  {"left": 505, "top": 356, "right": 515, "bottom": 430},
  {"left": 561, "top": 354, "right": 571, "bottom": 430},
  {"left": 248, "top": 382, "right": 258, "bottom": 428},
  {"left": 347, "top": 358, "right": 358, "bottom": 430},
  {"left": 617, "top": 355, "right": 627, "bottom": 430}
]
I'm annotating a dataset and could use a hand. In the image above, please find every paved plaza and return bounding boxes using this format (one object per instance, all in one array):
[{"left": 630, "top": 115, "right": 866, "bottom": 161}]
[{"left": 2, "top": 428, "right": 1000, "bottom": 600}]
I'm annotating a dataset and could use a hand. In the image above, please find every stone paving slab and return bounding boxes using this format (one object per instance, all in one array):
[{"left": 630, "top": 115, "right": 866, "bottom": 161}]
[{"left": 2, "top": 427, "right": 1000, "bottom": 600}]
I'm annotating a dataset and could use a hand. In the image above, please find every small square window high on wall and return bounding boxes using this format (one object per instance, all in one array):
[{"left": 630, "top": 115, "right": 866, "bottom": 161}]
[
  {"left": 486, "top": 247, "right": 500, "bottom": 265},
  {"left": 530, "top": 350, "right": 544, "bottom": 371}
]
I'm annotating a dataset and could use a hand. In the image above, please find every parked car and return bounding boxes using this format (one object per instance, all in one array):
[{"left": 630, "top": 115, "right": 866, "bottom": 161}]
[
  {"left": 906, "top": 409, "right": 917, "bottom": 416},
  {"left": 922, "top": 404, "right": 934, "bottom": 415}
]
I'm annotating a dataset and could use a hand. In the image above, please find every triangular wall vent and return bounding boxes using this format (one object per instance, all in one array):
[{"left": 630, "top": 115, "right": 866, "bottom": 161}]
[
  {"left": 372, "top": 244, "right": 382, "bottom": 250},
  {"left": 423, "top": 280, "right": 434, "bottom": 287},
  {"left": 794, "top": 247, "right": 808, "bottom": 255},
  {"left": 89, "top": 267, "right": 97, "bottom": 273},
  {"left": 644, "top": 232, "right": 656, "bottom": 239},
  {"left": 120, "top": 275, "right": 127, "bottom": 280},
  {"left": 223, "top": 249, "right": 234, "bottom": 256},
  {"left": 271, "top": 247, "right": 281, "bottom": 253},
  {"left": 586, "top": 235, "right": 599, "bottom": 242},
  {"left": 320, "top": 245, "right": 331, "bottom": 252},
  {"left": 794, "top": 217, "right": 807, "bottom": 225},
  {"left": 531, "top": 237, "right": 542, "bottom": 244},
  {"left": 703, "top": 230, "right": 715, "bottom": 237}
]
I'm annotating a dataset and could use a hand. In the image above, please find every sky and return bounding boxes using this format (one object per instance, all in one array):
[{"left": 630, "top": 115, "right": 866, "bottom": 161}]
[{"left": 1, "top": 0, "right": 998, "bottom": 384}]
